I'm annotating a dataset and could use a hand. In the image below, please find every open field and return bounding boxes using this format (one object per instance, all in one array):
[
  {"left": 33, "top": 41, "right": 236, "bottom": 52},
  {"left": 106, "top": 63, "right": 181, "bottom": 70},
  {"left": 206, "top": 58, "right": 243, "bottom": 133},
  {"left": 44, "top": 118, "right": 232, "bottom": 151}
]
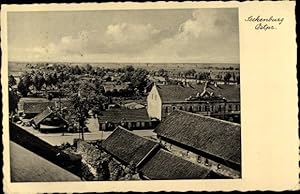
[{"left": 8, "top": 61, "right": 239, "bottom": 76}]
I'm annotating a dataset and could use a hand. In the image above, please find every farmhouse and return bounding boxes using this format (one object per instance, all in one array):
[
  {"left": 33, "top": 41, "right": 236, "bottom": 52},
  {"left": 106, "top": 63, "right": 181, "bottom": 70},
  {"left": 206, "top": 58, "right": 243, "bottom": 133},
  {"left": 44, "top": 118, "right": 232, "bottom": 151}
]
[
  {"left": 101, "top": 126, "right": 220, "bottom": 180},
  {"left": 138, "top": 148, "right": 223, "bottom": 180},
  {"left": 98, "top": 108, "right": 158, "bottom": 131},
  {"left": 101, "top": 126, "right": 159, "bottom": 167},
  {"left": 31, "top": 107, "right": 68, "bottom": 133},
  {"left": 154, "top": 110, "right": 241, "bottom": 178},
  {"left": 147, "top": 82, "right": 240, "bottom": 122}
]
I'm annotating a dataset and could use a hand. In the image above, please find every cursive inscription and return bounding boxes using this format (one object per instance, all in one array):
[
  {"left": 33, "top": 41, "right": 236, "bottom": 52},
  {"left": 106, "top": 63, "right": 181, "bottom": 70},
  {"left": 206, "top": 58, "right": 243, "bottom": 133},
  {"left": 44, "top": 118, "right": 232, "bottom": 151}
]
[{"left": 245, "top": 16, "right": 284, "bottom": 31}]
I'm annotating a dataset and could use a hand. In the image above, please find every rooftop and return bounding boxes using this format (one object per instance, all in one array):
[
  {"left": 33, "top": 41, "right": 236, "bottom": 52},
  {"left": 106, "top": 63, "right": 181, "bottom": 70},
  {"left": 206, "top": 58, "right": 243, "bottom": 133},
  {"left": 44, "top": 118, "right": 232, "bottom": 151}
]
[
  {"left": 10, "top": 141, "right": 81, "bottom": 182},
  {"left": 23, "top": 101, "right": 56, "bottom": 114},
  {"left": 139, "top": 148, "right": 211, "bottom": 180},
  {"left": 98, "top": 108, "right": 151, "bottom": 123},
  {"left": 154, "top": 110, "right": 241, "bottom": 166},
  {"left": 32, "top": 107, "right": 67, "bottom": 126},
  {"left": 155, "top": 83, "right": 240, "bottom": 102},
  {"left": 101, "top": 126, "right": 158, "bottom": 166}
]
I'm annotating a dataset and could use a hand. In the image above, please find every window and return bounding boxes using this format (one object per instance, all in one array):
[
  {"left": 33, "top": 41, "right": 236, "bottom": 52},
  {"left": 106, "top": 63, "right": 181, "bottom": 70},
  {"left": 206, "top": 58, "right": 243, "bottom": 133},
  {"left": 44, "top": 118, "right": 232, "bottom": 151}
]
[
  {"left": 173, "top": 106, "right": 176, "bottom": 111},
  {"left": 136, "top": 122, "right": 140, "bottom": 127},
  {"left": 198, "top": 106, "right": 202, "bottom": 112},
  {"left": 165, "top": 106, "right": 169, "bottom": 113},
  {"left": 218, "top": 105, "right": 222, "bottom": 112},
  {"left": 228, "top": 105, "right": 232, "bottom": 111},
  {"left": 236, "top": 104, "right": 240, "bottom": 111},
  {"left": 188, "top": 106, "right": 193, "bottom": 112},
  {"left": 179, "top": 106, "right": 183, "bottom": 110},
  {"left": 211, "top": 105, "right": 214, "bottom": 112},
  {"left": 204, "top": 105, "right": 208, "bottom": 111},
  {"left": 132, "top": 122, "right": 136, "bottom": 128}
]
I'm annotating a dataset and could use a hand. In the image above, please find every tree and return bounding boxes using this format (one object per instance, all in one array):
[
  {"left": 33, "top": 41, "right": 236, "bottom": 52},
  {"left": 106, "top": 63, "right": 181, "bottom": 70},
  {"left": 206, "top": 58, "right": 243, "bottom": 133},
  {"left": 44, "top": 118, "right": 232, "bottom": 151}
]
[
  {"left": 224, "top": 72, "right": 232, "bottom": 83},
  {"left": 9, "top": 88, "right": 19, "bottom": 115},
  {"left": 86, "top": 64, "right": 93, "bottom": 74},
  {"left": 32, "top": 74, "right": 45, "bottom": 91},
  {"left": 8, "top": 75, "right": 16, "bottom": 87},
  {"left": 17, "top": 79, "right": 30, "bottom": 97},
  {"left": 125, "top": 65, "right": 135, "bottom": 72}
]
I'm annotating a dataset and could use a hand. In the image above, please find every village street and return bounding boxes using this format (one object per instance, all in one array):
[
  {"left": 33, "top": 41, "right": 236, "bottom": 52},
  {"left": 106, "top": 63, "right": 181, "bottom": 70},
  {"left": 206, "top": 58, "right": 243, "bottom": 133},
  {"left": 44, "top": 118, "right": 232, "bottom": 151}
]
[{"left": 17, "top": 117, "right": 157, "bottom": 146}]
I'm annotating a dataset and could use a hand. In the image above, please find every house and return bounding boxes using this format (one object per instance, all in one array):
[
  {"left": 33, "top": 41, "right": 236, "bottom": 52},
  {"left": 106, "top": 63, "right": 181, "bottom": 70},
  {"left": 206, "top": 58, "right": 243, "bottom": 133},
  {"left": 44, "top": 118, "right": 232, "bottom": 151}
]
[
  {"left": 101, "top": 126, "right": 160, "bottom": 167},
  {"left": 98, "top": 108, "right": 158, "bottom": 131},
  {"left": 148, "top": 76, "right": 167, "bottom": 85},
  {"left": 21, "top": 100, "right": 56, "bottom": 118},
  {"left": 154, "top": 110, "right": 241, "bottom": 178},
  {"left": 147, "top": 82, "right": 240, "bottom": 122},
  {"left": 101, "top": 126, "right": 224, "bottom": 180},
  {"left": 31, "top": 107, "right": 68, "bottom": 133},
  {"left": 103, "top": 81, "right": 131, "bottom": 93},
  {"left": 138, "top": 148, "right": 219, "bottom": 180}
]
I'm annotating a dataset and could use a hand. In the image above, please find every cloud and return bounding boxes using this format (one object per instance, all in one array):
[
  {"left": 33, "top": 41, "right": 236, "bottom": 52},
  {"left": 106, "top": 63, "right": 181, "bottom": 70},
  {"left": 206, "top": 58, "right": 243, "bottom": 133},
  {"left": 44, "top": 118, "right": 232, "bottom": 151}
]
[
  {"left": 10, "top": 9, "right": 239, "bottom": 63},
  {"left": 39, "top": 22, "right": 162, "bottom": 57},
  {"left": 143, "top": 9, "right": 239, "bottom": 63}
]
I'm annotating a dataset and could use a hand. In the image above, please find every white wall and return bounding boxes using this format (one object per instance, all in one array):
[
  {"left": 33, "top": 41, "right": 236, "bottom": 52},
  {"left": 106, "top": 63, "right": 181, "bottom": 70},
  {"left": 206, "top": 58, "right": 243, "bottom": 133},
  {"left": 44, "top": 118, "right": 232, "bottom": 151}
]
[{"left": 147, "top": 84, "right": 162, "bottom": 120}]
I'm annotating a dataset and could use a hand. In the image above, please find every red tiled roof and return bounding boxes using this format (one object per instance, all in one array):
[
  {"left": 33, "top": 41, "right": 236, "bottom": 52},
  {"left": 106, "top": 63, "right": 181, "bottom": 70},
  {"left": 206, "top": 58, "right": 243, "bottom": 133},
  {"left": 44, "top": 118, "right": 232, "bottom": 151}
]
[
  {"left": 156, "top": 83, "right": 240, "bottom": 102},
  {"left": 139, "top": 149, "right": 211, "bottom": 180},
  {"left": 101, "top": 126, "right": 158, "bottom": 166},
  {"left": 155, "top": 110, "right": 241, "bottom": 165}
]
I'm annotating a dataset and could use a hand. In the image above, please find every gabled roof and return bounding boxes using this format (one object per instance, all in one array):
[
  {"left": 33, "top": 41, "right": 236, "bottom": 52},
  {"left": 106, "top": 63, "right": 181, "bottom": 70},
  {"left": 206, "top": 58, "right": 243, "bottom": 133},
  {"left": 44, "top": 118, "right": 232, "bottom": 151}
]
[
  {"left": 98, "top": 108, "right": 150, "bottom": 123},
  {"left": 155, "top": 110, "right": 241, "bottom": 166},
  {"left": 139, "top": 149, "right": 211, "bottom": 180},
  {"left": 101, "top": 126, "right": 158, "bottom": 166},
  {"left": 155, "top": 83, "right": 240, "bottom": 102},
  {"left": 23, "top": 101, "right": 56, "bottom": 114},
  {"left": 32, "top": 107, "right": 67, "bottom": 125},
  {"left": 10, "top": 141, "right": 81, "bottom": 182}
]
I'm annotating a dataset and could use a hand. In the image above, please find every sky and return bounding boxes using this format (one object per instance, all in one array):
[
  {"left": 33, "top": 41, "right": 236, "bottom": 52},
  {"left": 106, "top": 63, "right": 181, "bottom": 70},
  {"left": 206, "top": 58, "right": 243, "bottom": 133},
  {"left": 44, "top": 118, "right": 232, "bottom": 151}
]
[{"left": 7, "top": 8, "right": 239, "bottom": 63}]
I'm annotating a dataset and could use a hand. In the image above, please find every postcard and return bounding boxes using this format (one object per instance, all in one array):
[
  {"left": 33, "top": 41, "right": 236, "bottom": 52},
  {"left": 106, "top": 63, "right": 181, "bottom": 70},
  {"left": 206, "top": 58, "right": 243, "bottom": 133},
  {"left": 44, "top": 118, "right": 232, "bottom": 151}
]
[{"left": 1, "top": 1, "right": 298, "bottom": 193}]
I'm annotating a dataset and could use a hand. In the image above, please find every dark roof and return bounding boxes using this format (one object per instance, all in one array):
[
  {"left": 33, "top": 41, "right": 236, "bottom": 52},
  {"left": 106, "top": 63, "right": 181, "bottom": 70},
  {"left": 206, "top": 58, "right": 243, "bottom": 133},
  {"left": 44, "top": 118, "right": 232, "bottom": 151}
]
[
  {"left": 155, "top": 83, "right": 240, "bottom": 102},
  {"left": 32, "top": 107, "right": 53, "bottom": 125},
  {"left": 155, "top": 110, "right": 241, "bottom": 165},
  {"left": 23, "top": 101, "right": 56, "bottom": 114},
  {"left": 32, "top": 107, "right": 67, "bottom": 125},
  {"left": 10, "top": 141, "right": 81, "bottom": 182},
  {"left": 101, "top": 126, "right": 158, "bottom": 166},
  {"left": 139, "top": 149, "right": 211, "bottom": 180},
  {"left": 98, "top": 108, "right": 150, "bottom": 123}
]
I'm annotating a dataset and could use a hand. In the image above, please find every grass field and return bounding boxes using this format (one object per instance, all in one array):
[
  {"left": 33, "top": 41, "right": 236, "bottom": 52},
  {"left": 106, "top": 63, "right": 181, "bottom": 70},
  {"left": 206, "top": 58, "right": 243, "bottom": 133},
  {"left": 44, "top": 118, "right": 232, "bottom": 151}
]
[{"left": 9, "top": 61, "right": 239, "bottom": 75}]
